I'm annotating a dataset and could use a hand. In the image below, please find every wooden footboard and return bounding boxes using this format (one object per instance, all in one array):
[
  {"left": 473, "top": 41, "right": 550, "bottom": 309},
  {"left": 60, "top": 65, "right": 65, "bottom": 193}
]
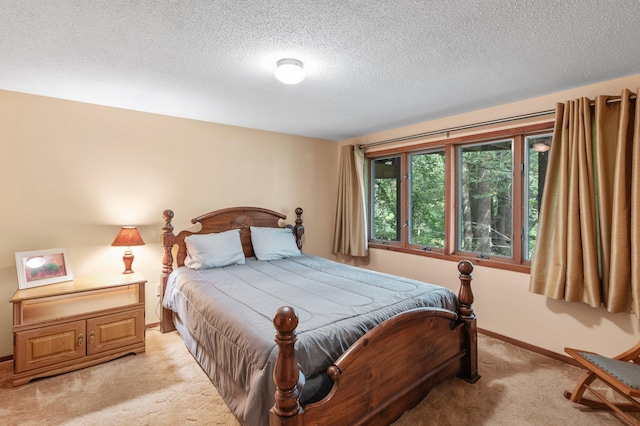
[{"left": 270, "top": 260, "right": 479, "bottom": 426}]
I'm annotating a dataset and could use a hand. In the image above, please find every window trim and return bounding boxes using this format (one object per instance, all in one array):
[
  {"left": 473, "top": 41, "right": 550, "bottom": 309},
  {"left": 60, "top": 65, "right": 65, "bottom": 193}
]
[
  {"left": 408, "top": 148, "right": 446, "bottom": 251},
  {"left": 456, "top": 137, "right": 515, "bottom": 259},
  {"left": 522, "top": 133, "right": 552, "bottom": 262},
  {"left": 366, "top": 121, "right": 553, "bottom": 273},
  {"left": 370, "top": 155, "right": 402, "bottom": 242}
]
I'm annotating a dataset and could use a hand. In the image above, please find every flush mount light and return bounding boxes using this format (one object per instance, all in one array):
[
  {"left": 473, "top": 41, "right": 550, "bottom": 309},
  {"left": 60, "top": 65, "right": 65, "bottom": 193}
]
[
  {"left": 25, "top": 256, "right": 46, "bottom": 269},
  {"left": 532, "top": 142, "right": 551, "bottom": 152},
  {"left": 275, "top": 58, "right": 305, "bottom": 84}
]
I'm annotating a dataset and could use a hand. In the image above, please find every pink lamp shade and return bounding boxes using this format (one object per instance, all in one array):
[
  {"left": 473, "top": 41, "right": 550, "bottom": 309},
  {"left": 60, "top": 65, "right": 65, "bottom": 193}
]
[{"left": 112, "top": 227, "right": 145, "bottom": 274}]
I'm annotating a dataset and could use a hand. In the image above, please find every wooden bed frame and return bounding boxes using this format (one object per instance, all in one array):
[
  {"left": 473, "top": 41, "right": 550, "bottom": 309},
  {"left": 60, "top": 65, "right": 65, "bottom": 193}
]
[{"left": 160, "top": 206, "right": 479, "bottom": 426}]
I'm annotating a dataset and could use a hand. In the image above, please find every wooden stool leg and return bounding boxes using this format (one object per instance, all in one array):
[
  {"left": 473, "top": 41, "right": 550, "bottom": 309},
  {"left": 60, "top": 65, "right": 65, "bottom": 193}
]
[{"left": 564, "top": 371, "right": 602, "bottom": 408}]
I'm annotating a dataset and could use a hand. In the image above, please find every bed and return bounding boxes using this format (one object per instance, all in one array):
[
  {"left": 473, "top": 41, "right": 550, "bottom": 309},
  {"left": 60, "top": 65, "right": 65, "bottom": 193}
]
[{"left": 159, "top": 206, "right": 479, "bottom": 426}]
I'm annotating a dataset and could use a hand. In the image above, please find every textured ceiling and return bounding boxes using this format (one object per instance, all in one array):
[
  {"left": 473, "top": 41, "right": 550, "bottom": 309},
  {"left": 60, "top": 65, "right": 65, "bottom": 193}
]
[{"left": 2, "top": 1, "right": 640, "bottom": 141}]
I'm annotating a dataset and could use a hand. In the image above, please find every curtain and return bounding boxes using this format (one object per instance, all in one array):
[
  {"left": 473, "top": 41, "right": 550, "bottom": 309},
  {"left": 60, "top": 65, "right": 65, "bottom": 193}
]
[
  {"left": 332, "top": 144, "right": 368, "bottom": 257},
  {"left": 530, "top": 89, "right": 640, "bottom": 313}
]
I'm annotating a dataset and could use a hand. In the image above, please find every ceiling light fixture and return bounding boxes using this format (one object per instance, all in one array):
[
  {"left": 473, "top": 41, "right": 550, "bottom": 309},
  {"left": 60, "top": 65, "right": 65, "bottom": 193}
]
[
  {"left": 532, "top": 142, "right": 551, "bottom": 152},
  {"left": 275, "top": 58, "right": 305, "bottom": 85}
]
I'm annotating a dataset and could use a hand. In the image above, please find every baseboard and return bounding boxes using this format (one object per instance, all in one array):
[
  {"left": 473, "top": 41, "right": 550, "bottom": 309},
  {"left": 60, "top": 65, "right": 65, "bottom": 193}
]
[
  {"left": 145, "top": 322, "right": 160, "bottom": 330},
  {"left": 478, "top": 328, "right": 581, "bottom": 368}
]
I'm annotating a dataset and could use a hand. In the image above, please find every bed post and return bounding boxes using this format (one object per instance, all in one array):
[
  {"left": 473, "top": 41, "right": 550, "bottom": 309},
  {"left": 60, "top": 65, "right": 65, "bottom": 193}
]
[
  {"left": 270, "top": 306, "right": 303, "bottom": 426},
  {"left": 160, "top": 209, "right": 176, "bottom": 333},
  {"left": 293, "top": 207, "right": 304, "bottom": 250},
  {"left": 457, "top": 260, "right": 480, "bottom": 383}
]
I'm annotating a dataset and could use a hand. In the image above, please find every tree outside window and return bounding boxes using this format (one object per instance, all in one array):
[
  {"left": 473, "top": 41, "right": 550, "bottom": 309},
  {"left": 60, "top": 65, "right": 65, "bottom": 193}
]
[
  {"left": 371, "top": 156, "right": 401, "bottom": 242},
  {"left": 458, "top": 140, "right": 513, "bottom": 257},
  {"left": 410, "top": 150, "right": 445, "bottom": 249},
  {"left": 525, "top": 134, "right": 551, "bottom": 260},
  {"left": 367, "top": 125, "right": 553, "bottom": 271}
]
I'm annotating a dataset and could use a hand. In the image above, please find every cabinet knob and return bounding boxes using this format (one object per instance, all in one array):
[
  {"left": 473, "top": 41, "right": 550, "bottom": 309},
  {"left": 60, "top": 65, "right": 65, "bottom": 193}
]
[
  {"left": 77, "top": 333, "right": 84, "bottom": 347},
  {"left": 89, "top": 331, "right": 95, "bottom": 344}
]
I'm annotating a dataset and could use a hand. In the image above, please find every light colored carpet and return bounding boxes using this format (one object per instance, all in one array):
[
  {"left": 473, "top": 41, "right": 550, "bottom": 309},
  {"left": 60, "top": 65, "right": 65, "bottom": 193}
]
[{"left": 0, "top": 329, "right": 634, "bottom": 425}]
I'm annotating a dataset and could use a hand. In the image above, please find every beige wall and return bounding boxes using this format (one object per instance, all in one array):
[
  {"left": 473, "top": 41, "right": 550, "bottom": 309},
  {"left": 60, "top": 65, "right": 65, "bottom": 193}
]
[
  {"left": 341, "top": 73, "right": 640, "bottom": 358},
  {"left": 0, "top": 90, "right": 338, "bottom": 357}
]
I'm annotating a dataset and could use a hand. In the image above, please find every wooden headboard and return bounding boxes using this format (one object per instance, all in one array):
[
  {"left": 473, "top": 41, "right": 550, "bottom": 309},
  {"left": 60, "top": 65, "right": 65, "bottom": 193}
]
[{"left": 160, "top": 206, "right": 304, "bottom": 332}]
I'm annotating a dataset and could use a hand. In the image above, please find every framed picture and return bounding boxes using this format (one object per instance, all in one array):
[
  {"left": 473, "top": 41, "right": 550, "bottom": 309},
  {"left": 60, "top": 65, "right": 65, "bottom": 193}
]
[{"left": 15, "top": 248, "right": 74, "bottom": 289}]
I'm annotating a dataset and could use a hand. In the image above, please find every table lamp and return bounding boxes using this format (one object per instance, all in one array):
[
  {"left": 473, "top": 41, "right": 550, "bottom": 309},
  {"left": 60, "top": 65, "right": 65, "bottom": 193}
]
[{"left": 111, "top": 226, "right": 145, "bottom": 274}]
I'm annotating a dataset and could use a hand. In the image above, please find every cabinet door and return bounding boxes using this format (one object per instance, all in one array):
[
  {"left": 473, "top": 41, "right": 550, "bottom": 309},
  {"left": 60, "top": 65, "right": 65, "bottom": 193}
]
[
  {"left": 86, "top": 309, "right": 144, "bottom": 355},
  {"left": 15, "top": 320, "right": 86, "bottom": 373}
]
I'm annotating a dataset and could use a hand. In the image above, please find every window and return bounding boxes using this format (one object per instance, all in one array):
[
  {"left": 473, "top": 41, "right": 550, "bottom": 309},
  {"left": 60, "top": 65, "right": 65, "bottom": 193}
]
[
  {"left": 367, "top": 124, "right": 552, "bottom": 271},
  {"left": 524, "top": 134, "right": 551, "bottom": 260},
  {"left": 458, "top": 140, "right": 513, "bottom": 257},
  {"left": 410, "top": 150, "right": 445, "bottom": 249},
  {"left": 371, "top": 156, "right": 401, "bottom": 242}
]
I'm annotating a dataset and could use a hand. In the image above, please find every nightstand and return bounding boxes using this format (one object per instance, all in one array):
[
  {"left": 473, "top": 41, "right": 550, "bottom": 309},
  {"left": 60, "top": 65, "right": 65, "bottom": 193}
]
[{"left": 10, "top": 272, "right": 146, "bottom": 386}]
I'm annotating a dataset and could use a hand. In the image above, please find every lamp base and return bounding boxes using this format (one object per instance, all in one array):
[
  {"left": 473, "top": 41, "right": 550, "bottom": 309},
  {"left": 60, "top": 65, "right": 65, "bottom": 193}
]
[{"left": 122, "top": 251, "right": 135, "bottom": 274}]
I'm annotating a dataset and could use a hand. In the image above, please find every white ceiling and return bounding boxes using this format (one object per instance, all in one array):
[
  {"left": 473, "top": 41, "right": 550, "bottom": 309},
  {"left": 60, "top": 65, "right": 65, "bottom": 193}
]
[{"left": 2, "top": 1, "right": 640, "bottom": 141}]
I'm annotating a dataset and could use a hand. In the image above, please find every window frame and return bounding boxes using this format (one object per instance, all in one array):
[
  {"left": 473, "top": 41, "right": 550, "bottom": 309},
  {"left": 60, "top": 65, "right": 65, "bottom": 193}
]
[
  {"left": 457, "top": 137, "right": 515, "bottom": 259},
  {"left": 408, "top": 148, "right": 447, "bottom": 252},
  {"left": 523, "top": 133, "right": 553, "bottom": 262},
  {"left": 369, "top": 155, "right": 402, "bottom": 242},
  {"left": 366, "top": 122, "right": 553, "bottom": 273}
]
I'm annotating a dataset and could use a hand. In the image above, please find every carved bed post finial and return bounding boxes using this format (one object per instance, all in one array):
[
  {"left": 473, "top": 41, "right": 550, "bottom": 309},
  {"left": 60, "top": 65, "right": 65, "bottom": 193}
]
[
  {"left": 270, "top": 306, "right": 303, "bottom": 426},
  {"left": 162, "top": 210, "right": 175, "bottom": 276},
  {"left": 160, "top": 210, "right": 176, "bottom": 333},
  {"left": 457, "top": 260, "right": 480, "bottom": 383},
  {"left": 457, "top": 260, "right": 474, "bottom": 319},
  {"left": 293, "top": 207, "right": 304, "bottom": 250}
]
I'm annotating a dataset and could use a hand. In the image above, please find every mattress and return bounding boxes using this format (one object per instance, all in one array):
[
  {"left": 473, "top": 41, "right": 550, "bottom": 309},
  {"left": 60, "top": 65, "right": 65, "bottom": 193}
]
[{"left": 163, "top": 254, "right": 457, "bottom": 425}]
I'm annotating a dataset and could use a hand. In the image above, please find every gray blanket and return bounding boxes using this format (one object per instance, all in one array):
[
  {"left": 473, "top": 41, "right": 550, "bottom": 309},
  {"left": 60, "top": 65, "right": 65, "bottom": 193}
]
[{"left": 163, "top": 254, "right": 457, "bottom": 425}]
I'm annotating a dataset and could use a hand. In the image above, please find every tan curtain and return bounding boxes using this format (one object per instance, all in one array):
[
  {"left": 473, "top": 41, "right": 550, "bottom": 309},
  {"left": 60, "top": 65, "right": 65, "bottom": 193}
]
[
  {"left": 530, "top": 89, "right": 640, "bottom": 313},
  {"left": 600, "top": 90, "right": 640, "bottom": 313},
  {"left": 332, "top": 144, "right": 368, "bottom": 257}
]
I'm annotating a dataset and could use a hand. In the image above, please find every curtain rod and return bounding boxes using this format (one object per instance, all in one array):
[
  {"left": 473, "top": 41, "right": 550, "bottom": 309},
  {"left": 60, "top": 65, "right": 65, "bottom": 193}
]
[
  {"left": 359, "top": 93, "right": 638, "bottom": 150},
  {"left": 600, "top": 93, "right": 636, "bottom": 106},
  {"left": 358, "top": 110, "right": 554, "bottom": 149}
]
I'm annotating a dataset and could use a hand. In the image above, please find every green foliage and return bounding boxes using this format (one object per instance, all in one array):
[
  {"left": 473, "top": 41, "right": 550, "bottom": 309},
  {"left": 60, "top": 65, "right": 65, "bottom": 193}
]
[
  {"left": 460, "top": 141, "right": 513, "bottom": 256},
  {"left": 410, "top": 151, "right": 445, "bottom": 247},
  {"left": 525, "top": 135, "right": 551, "bottom": 260},
  {"left": 370, "top": 134, "right": 550, "bottom": 260},
  {"left": 372, "top": 157, "right": 400, "bottom": 241}
]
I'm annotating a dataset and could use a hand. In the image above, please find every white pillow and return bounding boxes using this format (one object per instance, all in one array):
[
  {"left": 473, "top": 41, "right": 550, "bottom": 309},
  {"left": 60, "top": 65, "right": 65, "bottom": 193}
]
[
  {"left": 250, "top": 226, "right": 302, "bottom": 261},
  {"left": 184, "top": 229, "right": 245, "bottom": 269}
]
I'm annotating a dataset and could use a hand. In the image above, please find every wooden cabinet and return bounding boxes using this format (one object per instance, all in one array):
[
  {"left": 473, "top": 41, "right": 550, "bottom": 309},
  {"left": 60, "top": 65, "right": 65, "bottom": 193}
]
[{"left": 10, "top": 273, "right": 146, "bottom": 386}]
